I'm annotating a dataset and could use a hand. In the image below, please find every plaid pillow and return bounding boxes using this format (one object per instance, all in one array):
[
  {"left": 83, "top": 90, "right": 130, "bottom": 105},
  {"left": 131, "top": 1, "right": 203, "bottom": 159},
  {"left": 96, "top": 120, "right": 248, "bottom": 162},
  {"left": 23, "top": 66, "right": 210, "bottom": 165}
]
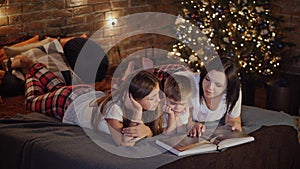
[{"left": 4, "top": 39, "right": 81, "bottom": 85}]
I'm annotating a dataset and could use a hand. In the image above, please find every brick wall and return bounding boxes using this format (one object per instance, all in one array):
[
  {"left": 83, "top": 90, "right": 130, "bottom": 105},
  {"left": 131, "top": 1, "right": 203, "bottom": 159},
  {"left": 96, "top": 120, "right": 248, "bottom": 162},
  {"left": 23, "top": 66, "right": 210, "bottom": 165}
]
[
  {"left": 0, "top": 0, "right": 177, "bottom": 43},
  {"left": 272, "top": 0, "right": 300, "bottom": 73},
  {"left": 272, "top": 0, "right": 300, "bottom": 55},
  {"left": 0, "top": 0, "right": 299, "bottom": 69},
  {"left": 0, "top": 0, "right": 178, "bottom": 64}
]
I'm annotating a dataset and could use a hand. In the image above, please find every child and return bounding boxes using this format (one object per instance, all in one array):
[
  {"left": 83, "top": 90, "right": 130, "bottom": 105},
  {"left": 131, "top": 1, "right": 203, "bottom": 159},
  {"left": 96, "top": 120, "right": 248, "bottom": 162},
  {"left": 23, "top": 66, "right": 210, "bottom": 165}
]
[
  {"left": 11, "top": 55, "right": 165, "bottom": 147},
  {"left": 163, "top": 71, "right": 199, "bottom": 135},
  {"left": 92, "top": 69, "right": 165, "bottom": 146},
  {"left": 189, "top": 57, "right": 242, "bottom": 137}
]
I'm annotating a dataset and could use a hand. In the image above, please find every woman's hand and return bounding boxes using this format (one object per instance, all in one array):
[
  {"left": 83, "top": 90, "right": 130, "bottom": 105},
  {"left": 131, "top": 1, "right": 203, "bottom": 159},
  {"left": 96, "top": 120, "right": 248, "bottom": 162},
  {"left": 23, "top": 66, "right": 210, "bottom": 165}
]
[
  {"left": 226, "top": 115, "right": 242, "bottom": 132},
  {"left": 188, "top": 122, "right": 206, "bottom": 137},
  {"left": 226, "top": 121, "right": 242, "bottom": 132},
  {"left": 122, "top": 123, "right": 153, "bottom": 138}
]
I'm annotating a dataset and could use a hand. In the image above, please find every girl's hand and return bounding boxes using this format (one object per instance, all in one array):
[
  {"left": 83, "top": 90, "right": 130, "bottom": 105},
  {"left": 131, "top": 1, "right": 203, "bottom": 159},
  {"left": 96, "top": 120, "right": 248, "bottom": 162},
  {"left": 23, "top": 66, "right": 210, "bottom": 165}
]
[
  {"left": 122, "top": 123, "right": 153, "bottom": 138},
  {"left": 188, "top": 122, "right": 206, "bottom": 137},
  {"left": 123, "top": 92, "right": 143, "bottom": 119},
  {"left": 121, "top": 136, "right": 141, "bottom": 147}
]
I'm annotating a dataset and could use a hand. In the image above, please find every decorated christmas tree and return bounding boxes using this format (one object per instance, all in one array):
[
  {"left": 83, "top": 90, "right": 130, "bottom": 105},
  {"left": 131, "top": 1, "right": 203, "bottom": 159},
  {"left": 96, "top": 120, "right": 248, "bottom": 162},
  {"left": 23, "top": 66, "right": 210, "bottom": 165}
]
[{"left": 170, "top": 0, "right": 285, "bottom": 78}]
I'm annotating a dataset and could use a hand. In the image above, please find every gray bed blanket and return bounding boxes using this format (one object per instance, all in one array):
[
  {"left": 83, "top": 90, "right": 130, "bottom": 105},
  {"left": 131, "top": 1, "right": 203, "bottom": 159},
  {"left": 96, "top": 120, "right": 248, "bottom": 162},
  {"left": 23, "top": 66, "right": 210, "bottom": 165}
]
[
  {"left": 241, "top": 105, "right": 297, "bottom": 133},
  {"left": 0, "top": 105, "right": 297, "bottom": 169},
  {"left": 0, "top": 113, "right": 181, "bottom": 169}
]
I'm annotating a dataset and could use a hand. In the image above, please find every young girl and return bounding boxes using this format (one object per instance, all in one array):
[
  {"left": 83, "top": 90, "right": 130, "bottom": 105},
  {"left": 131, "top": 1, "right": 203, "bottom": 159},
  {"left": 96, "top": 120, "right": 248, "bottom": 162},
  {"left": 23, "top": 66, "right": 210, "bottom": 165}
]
[
  {"left": 93, "top": 69, "right": 164, "bottom": 146},
  {"left": 189, "top": 57, "right": 242, "bottom": 137},
  {"left": 11, "top": 55, "right": 164, "bottom": 146}
]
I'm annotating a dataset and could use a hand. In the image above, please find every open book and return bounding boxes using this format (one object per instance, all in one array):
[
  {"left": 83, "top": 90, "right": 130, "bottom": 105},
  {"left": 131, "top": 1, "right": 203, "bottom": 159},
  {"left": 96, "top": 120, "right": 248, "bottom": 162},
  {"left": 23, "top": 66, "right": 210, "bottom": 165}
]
[{"left": 156, "top": 126, "right": 255, "bottom": 156}]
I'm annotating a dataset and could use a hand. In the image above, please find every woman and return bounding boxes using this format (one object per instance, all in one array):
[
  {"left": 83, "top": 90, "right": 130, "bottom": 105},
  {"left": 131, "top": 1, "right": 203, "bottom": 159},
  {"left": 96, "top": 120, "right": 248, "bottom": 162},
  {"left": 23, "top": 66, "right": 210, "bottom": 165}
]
[{"left": 189, "top": 57, "right": 242, "bottom": 137}]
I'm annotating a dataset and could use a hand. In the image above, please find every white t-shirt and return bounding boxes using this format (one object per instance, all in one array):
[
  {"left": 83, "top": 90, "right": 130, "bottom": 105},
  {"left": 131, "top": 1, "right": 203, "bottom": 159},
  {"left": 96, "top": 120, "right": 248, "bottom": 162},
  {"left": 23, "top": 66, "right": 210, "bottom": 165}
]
[
  {"left": 63, "top": 91, "right": 170, "bottom": 134},
  {"left": 193, "top": 90, "right": 242, "bottom": 122},
  {"left": 62, "top": 91, "right": 123, "bottom": 134}
]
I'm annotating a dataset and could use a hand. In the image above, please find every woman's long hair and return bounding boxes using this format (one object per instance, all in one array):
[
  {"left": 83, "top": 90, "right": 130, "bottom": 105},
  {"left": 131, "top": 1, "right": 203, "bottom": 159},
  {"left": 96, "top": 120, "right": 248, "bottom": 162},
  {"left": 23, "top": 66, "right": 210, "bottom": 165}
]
[
  {"left": 199, "top": 57, "right": 240, "bottom": 114},
  {"left": 93, "top": 70, "right": 164, "bottom": 136}
]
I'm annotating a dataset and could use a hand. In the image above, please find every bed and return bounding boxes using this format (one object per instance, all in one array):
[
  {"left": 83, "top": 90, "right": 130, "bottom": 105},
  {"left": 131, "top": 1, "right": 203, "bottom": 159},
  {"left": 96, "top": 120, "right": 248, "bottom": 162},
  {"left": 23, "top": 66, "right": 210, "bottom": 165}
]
[
  {"left": 0, "top": 37, "right": 300, "bottom": 169},
  {"left": 0, "top": 95, "right": 299, "bottom": 169}
]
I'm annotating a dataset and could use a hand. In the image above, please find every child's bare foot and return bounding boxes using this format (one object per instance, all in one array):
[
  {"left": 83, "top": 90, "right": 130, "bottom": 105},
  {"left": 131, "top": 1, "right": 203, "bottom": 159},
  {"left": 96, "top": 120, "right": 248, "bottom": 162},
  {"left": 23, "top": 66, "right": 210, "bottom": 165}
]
[{"left": 11, "top": 55, "right": 36, "bottom": 74}]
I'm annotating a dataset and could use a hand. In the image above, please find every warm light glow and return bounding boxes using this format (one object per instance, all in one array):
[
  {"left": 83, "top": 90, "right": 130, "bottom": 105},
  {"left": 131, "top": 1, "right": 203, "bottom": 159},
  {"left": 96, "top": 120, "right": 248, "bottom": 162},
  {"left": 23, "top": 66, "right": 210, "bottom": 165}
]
[
  {"left": 108, "top": 16, "right": 117, "bottom": 26},
  {"left": 172, "top": 0, "right": 283, "bottom": 76},
  {"left": 68, "top": 0, "right": 87, "bottom": 6}
]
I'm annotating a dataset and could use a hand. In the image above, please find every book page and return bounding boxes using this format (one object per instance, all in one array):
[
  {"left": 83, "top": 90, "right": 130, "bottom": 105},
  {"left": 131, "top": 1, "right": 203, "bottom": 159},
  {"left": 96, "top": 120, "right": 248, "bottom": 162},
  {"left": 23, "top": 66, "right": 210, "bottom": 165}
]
[
  {"left": 156, "top": 125, "right": 254, "bottom": 156},
  {"left": 207, "top": 126, "right": 255, "bottom": 149},
  {"left": 173, "top": 136, "right": 211, "bottom": 151},
  {"left": 156, "top": 135, "right": 217, "bottom": 156},
  {"left": 177, "top": 142, "right": 217, "bottom": 156},
  {"left": 217, "top": 137, "right": 254, "bottom": 149}
]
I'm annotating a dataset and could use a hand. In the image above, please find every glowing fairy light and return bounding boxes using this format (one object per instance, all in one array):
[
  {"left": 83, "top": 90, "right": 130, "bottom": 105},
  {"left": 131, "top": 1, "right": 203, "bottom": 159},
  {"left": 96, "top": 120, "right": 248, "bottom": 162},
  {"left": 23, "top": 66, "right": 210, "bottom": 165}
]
[
  {"left": 109, "top": 18, "right": 117, "bottom": 26},
  {"left": 170, "top": 0, "right": 284, "bottom": 77}
]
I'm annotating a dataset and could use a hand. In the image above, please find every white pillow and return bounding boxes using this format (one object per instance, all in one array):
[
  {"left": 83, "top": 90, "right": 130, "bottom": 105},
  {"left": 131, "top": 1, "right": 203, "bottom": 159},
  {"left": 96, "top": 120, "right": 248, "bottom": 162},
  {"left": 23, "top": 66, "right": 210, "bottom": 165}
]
[{"left": 4, "top": 39, "right": 81, "bottom": 85}]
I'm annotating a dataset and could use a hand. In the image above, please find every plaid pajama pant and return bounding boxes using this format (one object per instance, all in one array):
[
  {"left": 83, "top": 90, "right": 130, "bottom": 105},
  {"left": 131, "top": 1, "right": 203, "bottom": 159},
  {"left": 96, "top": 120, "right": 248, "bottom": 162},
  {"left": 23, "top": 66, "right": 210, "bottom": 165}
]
[{"left": 25, "top": 63, "right": 94, "bottom": 119}]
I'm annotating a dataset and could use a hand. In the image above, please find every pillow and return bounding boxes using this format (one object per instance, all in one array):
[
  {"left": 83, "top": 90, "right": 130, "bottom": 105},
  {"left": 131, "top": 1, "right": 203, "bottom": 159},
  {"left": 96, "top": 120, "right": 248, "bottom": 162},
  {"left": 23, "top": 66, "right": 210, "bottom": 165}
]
[
  {"left": 60, "top": 33, "right": 88, "bottom": 47},
  {"left": 0, "top": 35, "right": 40, "bottom": 69},
  {"left": 4, "top": 39, "right": 81, "bottom": 85},
  {"left": 12, "top": 35, "right": 40, "bottom": 47},
  {"left": 47, "top": 33, "right": 88, "bottom": 47},
  {"left": 0, "top": 49, "right": 6, "bottom": 68},
  {"left": 3, "top": 38, "right": 52, "bottom": 58}
]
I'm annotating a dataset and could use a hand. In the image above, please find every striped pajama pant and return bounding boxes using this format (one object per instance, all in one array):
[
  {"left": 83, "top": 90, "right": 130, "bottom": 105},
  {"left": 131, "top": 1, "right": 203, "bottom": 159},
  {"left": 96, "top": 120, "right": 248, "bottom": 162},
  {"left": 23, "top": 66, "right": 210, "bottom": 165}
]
[{"left": 25, "top": 63, "right": 94, "bottom": 119}]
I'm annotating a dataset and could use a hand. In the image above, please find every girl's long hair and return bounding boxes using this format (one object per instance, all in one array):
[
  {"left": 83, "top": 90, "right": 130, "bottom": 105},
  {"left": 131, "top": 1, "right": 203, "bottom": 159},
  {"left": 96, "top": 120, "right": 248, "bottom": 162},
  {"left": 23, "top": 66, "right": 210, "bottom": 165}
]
[
  {"left": 93, "top": 70, "right": 164, "bottom": 136},
  {"left": 199, "top": 57, "right": 240, "bottom": 114}
]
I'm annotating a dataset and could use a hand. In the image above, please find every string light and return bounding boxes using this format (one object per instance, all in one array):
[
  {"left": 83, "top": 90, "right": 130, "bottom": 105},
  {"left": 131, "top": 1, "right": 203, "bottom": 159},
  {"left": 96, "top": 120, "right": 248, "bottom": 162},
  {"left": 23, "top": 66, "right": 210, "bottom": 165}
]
[{"left": 171, "top": 0, "right": 283, "bottom": 74}]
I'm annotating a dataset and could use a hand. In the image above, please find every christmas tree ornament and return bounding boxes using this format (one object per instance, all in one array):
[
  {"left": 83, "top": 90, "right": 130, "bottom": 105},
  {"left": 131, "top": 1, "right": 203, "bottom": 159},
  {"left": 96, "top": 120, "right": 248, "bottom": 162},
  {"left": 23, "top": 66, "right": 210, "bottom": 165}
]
[{"left": 172, "top": 0, "right": 285, "bottom": 76}]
